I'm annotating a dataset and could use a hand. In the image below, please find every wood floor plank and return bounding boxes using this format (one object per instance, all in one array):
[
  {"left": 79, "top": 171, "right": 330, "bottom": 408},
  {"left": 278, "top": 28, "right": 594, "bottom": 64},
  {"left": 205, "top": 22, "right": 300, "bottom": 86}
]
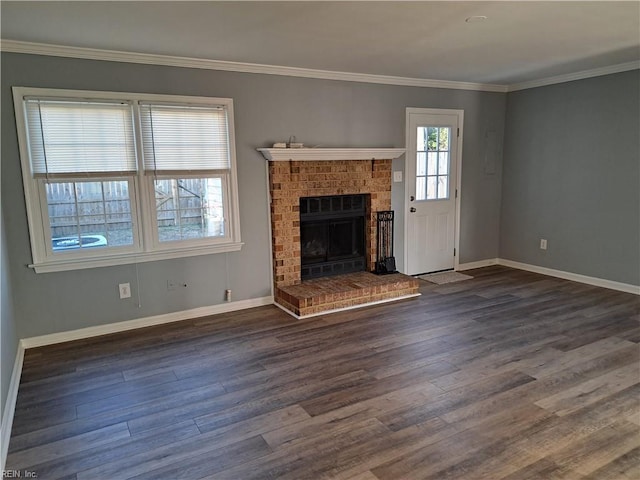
[
  {"left": 263, "top": 382, "right": 434, "bottom": 450},
  {"left": 181, "top": 417, "right": 389, "bottom": 480},
  {"left": 76, "top": 406, "right": 306, "bottom": 479},
  {"left": 436, "top": 340, "right": 640, "bottom": 429},
  {"left": 429, "top": 341, "right": 560, "bottom": 391},
  {"left": 499, "top": 458, "right": 585, "bottom": 480},
  {"left": 126, "top": 368, "right": 373, "bottom": 435},
  {"left": 16, "top": 371, "right": 125, "bottom": 406},
  {"left": 581, "top": 446, "right": 640, "bottom": 480},
  {"left": 129, "top": 435, "right": 272, "bottom": 480},
  {"left": 9, "top": 377, "right": 228, "bottom": 454},
  {"left": 6, "top": 422, "right": 130, "bottom": 471},
  {"left": 534, "top": 362, "right": 640, "bottom": 416},
  {"left": 327, "top": 419, "right": 462, "bottom": 480},
  {"left": 549, "top": 315, "right": 640, "bottom": 351},
  {"left": 617, "top": 325, "right": 640, "bottom": 343},
  {"left": 299, "top": 361, "right": 446, "bottom": 416},
  {"left": 6, "top": 266, "right": 639, "bottom": 479},
  {"left": 545, "top": 420, "right": 640, "bottom": 476},
  {"left": 18, "top": 370, "right": 178, "bottom": 416},
  {"left": 444, "top": 401, "right": 553, "bottom": 442},
  {"left": 217, "top": 417, "right": 455, "bottom": 480},
  {"left": 76, "top": 434, "right": 271, "bottom": 480},
  {"left": 420, "top": 438, "right": 540, "bottom": 480},
  {"left": 376, "top": 370, "right": 535, "bottom": 432},
  {"left": 370, "top": 426, "right": 491, "bottom": 480},
  {"left": 505, "top": 412, "right": 626, "bottom": 461},
  {"left": 20, "top": 420, "right": 200, "bottom": 480},
  {"left": 194, "top": 403, "right": 311, "bottom": 436},
  {"left": 518, "top": 336, "right": 636, "bottom": 378},
  {"left": 343, "top": 471, "right": 380, "bottom": 480},
  {"left": 75, "top": 371, "right": 226, "bottom": 418}
]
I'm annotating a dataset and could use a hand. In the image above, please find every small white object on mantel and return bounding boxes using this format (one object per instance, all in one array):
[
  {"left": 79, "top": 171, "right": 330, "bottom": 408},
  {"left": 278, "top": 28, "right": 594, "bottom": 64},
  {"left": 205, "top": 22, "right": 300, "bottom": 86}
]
[
  {"left": 271, "top": 142, "right": 304, "bottom": 148},
  {"left": 257, "top": 147, "right": 406, "bottom": 162}
]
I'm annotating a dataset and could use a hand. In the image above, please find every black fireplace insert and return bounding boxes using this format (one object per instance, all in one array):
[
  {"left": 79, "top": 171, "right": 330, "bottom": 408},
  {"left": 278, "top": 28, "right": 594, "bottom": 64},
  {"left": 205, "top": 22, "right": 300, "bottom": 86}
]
[{"left": 300, "top": 194, "right": 367, "bottom": 280}]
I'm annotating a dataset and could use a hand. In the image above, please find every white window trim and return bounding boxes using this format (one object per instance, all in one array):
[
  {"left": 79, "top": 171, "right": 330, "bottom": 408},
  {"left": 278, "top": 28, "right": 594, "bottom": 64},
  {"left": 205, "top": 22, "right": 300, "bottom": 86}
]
[
  {"left": 145, "top": 173, "right": 234, "bottom": 252},
  {"left": 38, "top": 176, "right": 143, "bottom": 259},
  {"left": 13, "top": 87, "right": 243, "bottom": 273}
]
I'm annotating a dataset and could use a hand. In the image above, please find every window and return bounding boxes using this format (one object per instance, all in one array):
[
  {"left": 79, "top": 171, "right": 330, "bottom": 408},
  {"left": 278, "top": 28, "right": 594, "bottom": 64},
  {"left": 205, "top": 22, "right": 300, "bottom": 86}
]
[
  {"left": 139, "top": 103, "right": 230, "bottom": 245},
  {"left": 416, "top": 126, "right": 450, "bottom": 200},
  {"left": 13, "top": 88, "right": 242, "bottom": 273},
  {"left": 46, "top": 179, "right": 135, "bottom": 251}
]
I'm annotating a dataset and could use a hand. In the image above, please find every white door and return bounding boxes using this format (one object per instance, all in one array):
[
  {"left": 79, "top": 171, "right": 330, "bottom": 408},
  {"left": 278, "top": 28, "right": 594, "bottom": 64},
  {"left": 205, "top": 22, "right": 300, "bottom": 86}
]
[{"left": 405, "top": 109, "right": 462, "bottom": 275}]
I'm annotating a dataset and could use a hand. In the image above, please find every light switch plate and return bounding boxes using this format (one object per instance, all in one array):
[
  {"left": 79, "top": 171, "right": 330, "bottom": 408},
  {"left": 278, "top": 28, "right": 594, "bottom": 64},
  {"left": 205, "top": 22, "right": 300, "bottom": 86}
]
[{"left": 393, "top": 171, "right": 403, "bottom": 183}]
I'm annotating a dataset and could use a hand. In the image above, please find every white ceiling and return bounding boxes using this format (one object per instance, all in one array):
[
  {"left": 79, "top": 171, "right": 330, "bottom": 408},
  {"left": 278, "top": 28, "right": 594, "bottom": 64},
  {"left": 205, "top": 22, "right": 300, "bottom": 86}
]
[{"left": 2, "top": 1, "right": 639, "bottom": 87}]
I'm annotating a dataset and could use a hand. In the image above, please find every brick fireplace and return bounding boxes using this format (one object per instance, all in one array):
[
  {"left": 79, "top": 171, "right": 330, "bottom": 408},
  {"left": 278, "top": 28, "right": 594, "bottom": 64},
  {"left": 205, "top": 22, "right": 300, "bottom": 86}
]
[{"left": 259, "top": 148, "right": 420, "bottom": 317}]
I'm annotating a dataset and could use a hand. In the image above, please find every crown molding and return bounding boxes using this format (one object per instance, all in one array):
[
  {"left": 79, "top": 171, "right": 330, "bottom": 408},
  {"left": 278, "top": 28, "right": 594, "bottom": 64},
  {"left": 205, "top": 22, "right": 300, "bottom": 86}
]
[
  {"left": 3, "top": 39, "right": 636, "bottom": 93},
  {"left": 0, "top": 39, "right": 508, "bottom": 93},
  {"left": 508, "top": 61, "right": 640, "bottom": 92}
]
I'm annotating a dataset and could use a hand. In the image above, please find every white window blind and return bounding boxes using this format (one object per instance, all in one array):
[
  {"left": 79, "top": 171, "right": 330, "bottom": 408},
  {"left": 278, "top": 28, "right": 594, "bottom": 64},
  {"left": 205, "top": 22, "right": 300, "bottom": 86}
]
[
  {"left": 24, "top": 98, "right": 137, "bottom": 177},
  {"left": 140, "top": 103, "right": 230, "bottom": 173}
]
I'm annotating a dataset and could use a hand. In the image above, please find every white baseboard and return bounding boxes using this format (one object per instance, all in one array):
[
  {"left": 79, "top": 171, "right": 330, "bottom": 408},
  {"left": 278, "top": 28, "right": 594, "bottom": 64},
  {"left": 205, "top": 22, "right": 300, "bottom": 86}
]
[
  {"left": 21, "top": 296, "right": 274, "bottom": 349},
  {"left": 1, "top": 344, "right": 25, "bottom": 471},
  {"left": 497, "top": 259, "right": 640, "bottom": 295},
  {"left": 456, "top": 258, "right": 499, "bottom": 271},
  {"left": 453, "top": 257, "right": 639, "bottom": 295}
]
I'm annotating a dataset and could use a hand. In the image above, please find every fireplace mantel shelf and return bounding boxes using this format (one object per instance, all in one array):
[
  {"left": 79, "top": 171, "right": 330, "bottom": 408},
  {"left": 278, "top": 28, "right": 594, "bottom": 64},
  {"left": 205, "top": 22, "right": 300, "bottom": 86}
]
[{"left": 257, "top": 147, "right": 405, "bottom": 162}]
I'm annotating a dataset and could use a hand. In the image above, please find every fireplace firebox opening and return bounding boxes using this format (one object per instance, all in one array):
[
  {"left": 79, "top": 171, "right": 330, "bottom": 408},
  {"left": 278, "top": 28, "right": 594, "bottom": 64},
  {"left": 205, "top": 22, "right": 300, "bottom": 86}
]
[{"left": 300, "top": 194, "right": 368, "bottom": 280}]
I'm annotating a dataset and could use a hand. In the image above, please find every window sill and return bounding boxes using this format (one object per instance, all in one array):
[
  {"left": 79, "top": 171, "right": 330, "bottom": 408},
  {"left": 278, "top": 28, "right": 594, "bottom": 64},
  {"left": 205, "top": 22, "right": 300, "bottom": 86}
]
[{"left": 29, "top": 242, "right": 244, "bottom": 273}]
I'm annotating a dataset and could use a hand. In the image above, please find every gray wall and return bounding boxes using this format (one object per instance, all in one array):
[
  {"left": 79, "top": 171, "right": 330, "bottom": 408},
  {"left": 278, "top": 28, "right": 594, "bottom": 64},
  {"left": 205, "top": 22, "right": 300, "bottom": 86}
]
[
  {"left": 500, "top": 70, "right": 640, "bottom": 285},
  {"left": 1, "top": 206, "right": 19, "bottom": 424},
  {"left": 1, "top": 52, "right": 506, "bottom": 338}
]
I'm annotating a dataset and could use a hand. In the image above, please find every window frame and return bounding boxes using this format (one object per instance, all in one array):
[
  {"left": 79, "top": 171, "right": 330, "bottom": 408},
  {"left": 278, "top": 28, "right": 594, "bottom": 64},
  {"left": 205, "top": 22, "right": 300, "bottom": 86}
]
[
  {"left": 13, "top": 87, "right": 243, "bottom": 273},
  {"left": 146, "top": 173, "right": 232, "bottom": 251},
  {"left": 40, "top": 176, "right": 143, "bottom": 259},
  {"left": 415, "top": 125, "right": 452, "bottom": 202}
]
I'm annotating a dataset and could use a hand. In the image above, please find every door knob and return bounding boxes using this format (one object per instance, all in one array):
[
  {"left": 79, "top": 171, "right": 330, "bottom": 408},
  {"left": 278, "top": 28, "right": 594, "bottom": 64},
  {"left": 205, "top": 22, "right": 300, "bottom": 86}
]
[
  {"left": 410, "top": 207, "right": 416, "bottom": 213},
  {"left": 410, "top": 195, "right": 415, "bottom": 201}
]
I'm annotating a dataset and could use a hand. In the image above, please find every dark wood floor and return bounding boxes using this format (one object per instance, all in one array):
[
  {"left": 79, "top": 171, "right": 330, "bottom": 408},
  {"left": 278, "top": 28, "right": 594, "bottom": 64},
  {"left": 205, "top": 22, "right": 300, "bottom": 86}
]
[{"left": 7, "top": 266, "right": 640, "bottom": 479}]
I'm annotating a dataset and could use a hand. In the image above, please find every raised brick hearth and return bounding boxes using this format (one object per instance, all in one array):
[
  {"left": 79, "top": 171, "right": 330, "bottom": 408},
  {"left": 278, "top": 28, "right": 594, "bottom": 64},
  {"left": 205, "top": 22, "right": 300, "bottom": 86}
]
[
  {"left": 262, "top": 149, "right": 419, "bottom": 317},
  {"left": 277, "top": 271, "right": 420, "bottom": 316}
]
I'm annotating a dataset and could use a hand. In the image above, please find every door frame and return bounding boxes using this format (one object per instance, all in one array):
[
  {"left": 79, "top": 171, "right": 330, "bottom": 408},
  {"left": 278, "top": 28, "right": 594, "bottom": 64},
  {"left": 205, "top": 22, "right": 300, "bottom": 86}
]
[{"left": 404, "top": 107, "right": 464, "bottom": 274}]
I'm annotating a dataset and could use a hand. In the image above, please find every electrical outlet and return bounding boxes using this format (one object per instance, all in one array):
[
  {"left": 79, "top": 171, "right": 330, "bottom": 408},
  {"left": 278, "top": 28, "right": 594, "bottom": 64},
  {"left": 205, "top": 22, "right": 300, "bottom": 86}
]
[
  {"left": 119, "top": 283, "right": 131, "bottom": 299},
  {"left": 540, "top": 239, "right": 548, "bottom": 250}
]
